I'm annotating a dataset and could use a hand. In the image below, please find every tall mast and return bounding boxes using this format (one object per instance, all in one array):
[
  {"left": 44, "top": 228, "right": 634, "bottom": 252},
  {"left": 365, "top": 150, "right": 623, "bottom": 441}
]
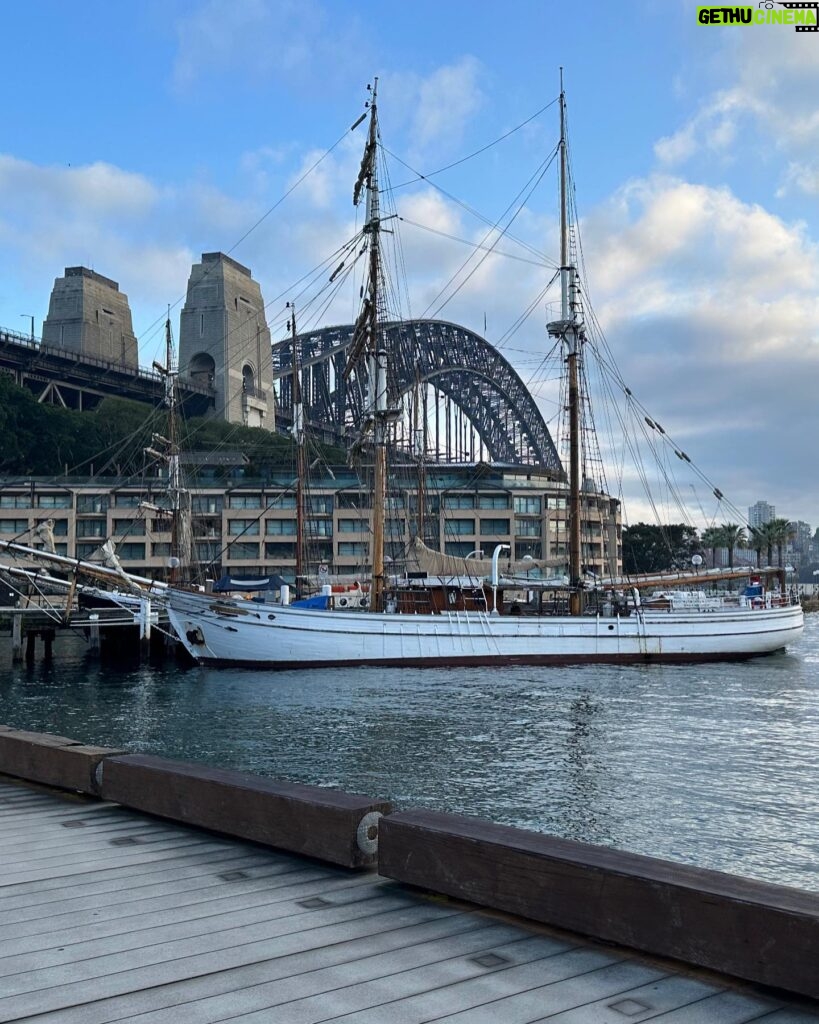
[
  {"left": 288, "top": 302, "right": 306, "bottom": 596},
  {"left": 548, "top": 70, "right": 584, "bottom": 615},
  {"left": 365, "top": 79, "right": 387, "bottom": 613}
]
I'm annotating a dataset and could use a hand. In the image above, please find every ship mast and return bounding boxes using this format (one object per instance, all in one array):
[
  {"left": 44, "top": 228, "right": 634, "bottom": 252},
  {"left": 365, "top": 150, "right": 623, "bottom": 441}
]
[
  {"left": 288, "top": 302, "right": 306, "bottom": 597},
  {"left": 547, "top": 71, "right": 584, "bottom": 615}
]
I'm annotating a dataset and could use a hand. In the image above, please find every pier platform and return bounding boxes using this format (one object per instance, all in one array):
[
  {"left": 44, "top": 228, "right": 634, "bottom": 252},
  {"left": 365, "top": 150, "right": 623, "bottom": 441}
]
[{"left": 1, "top": 776, "right": 817, "bottom": 1023}]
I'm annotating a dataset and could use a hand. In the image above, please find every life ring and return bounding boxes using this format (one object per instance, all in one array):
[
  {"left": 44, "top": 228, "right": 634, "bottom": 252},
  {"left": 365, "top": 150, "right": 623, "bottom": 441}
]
[
  {"left": 336, "top": 596, "right": 349, "bottom": 608},
  {"left": 359, "top": 596, "right": 369, "bottom": 608},
  {"left": 751, "top": 597, "right": 764, "bottom": 610}
]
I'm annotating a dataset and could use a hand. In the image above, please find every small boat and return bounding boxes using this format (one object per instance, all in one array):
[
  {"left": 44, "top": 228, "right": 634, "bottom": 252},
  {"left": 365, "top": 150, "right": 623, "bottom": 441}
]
[{"left": 167, "top": 77, "right": 803, "bottom": 669}]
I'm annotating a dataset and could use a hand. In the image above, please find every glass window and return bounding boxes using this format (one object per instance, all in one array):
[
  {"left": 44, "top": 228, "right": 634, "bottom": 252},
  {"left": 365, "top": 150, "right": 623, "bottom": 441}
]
[
  {"left": 150, "top": 518, "right": 172, "bottom": 534},
  {"left": 514, "top": 496, "right": 541, "bottom": 514},
  {"left": 547, "top": 496, "right": 567, "bottom": 510},
  {"left": 479, "top": 494, "right": 509, "bottom": 510},
  {"left": 0, "top": 519, "right": 28, "bottom": 533},
  {"left": 40, "top": 518, "right": 68, "bottom": 536},
  {"left": 306, "top": 518, "right": 333, "bottom": 538},
  {"left": 444, "top": 518, "right": 475, "bottom": 536},
  {"left": 264, "top": 542, "right": 295, "bottom": 558},
  {"left": 337, "top": 518, "right": 367, "bottom": 534},
  {"left": 152, "top": 542, "right": 172, "bottom": 558},
  {"left": 196, "top": 542, "right": 221, "bottom": 562},
  {"left": 480, "top": 518, "right": 510, "bottom": 536},
  {"left": 385, "top": 519, "right": 405, "bottom": 535},
  {"left": 266, "top": 519, "right": 296, "bottom": 536},
  {"left": 112, "top": 494, "right": 142, "bottom": 508},
  {"left": 76, "top": 543, "right": 101, "bottom": 559},
  {"left": 228, "top": 494, "right": 262, "bottom": 509},
  {"left": 117, "top": 543, "right": 146, "bottom": 560},
  {"left": 308, "top": 541, "right": 334, "bottom": 563},
  {"left": 337, "top": 541, "right": 369, "bottom": 558},
  {"left": 307, "top": 495, "right": 334, "bottom": 515},
  {"left": 191, "top": 495, "right": 223, "bottom": 514},
  {"left": 266, "top": 493, "right": 297, "bottom": 510},
  {"left": 337, "top": 492, "right": 371, "bottom": 510},
  {"left": 443, "top": 494, "right": 475, "bottom": 510},
  {"left": 0, "top": 495, "right": 30, "bottom": 509},
  {"left": 111, "top": 518, "right": 145, "bottom": 536},
  {"left": 37, "top": 494, "right": 71, "bottom": 509},
  {"left": 76, "top": 494, "right": 108, "bottom": 514},
  {"left": 228, "top": 541, "right": 259, "bottom": 559},
  {"left": 228, "top": 519, "right": 260, "bottom": 535},
  {"left": 515, "top": 519, "right": 540, "bottom": 537},
  {"left": 444, "top": 541, "right": 476, "bottom": 558},
  {"left": 515, "top": 541, "right": 542, "bottom": 560}
]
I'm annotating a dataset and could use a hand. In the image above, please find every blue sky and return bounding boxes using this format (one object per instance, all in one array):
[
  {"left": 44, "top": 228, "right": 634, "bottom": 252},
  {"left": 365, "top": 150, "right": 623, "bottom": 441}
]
[{"left": 1, "top": 0, "right": 817, "bottom": 527}]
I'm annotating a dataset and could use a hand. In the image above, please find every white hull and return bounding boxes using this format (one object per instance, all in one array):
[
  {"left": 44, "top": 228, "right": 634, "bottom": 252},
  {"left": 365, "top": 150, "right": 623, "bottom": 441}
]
[{"left": 168, "top": 591, "right": 804, "bottom": 669}]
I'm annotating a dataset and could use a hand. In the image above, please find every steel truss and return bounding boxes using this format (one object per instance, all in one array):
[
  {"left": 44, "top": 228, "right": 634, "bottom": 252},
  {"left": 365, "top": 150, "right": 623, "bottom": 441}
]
[{"left": 272, "top": 319, "right": 562, "bottom": 472}]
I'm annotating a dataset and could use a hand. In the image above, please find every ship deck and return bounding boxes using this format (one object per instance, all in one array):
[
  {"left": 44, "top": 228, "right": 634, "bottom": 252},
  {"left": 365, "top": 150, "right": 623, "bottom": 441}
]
[{"left": 1, "top": 776, "right": 817, "bottom": 1023}]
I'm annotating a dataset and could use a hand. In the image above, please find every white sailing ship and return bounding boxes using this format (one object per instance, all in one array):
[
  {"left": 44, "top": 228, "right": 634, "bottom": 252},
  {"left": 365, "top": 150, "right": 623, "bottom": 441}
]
[{"left": 166, "top": 78, "right": 804, "bottom": 669}]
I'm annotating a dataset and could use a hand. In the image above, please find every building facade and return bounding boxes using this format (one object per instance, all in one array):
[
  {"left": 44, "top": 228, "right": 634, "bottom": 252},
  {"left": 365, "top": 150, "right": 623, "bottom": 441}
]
[
  {"left": 748, "top": 500, "right": 776, "bottom": 529},
  {"left": 0, "top": 466, "right": 622, "bottom": 582}
]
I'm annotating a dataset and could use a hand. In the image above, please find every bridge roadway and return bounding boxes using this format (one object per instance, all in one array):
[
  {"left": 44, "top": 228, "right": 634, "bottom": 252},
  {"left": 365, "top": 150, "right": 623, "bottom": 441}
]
[
  {"left": 1, "top": 777, "right": 816, "bottom": 1023},
  {"left": 0, "top": 327, "right": 214, "bottom": 417}
]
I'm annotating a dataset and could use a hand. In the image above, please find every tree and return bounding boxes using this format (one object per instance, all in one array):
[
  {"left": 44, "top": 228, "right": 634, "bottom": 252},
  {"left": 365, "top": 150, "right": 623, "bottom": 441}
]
[
  {"left": 701, "top": 526, "right": 724, "bottom": 568},
  {"left": 749, "top": 525, "right": 766, "bottom": 567},
  {"left": 720, "top": 523, "right": 747, "bottom": 570},
  {"left": 622, "top": 523, "right": 700, "bottom": 575},
  {"left": 766, "top": 518, "right": 793, "bottom": 568}
]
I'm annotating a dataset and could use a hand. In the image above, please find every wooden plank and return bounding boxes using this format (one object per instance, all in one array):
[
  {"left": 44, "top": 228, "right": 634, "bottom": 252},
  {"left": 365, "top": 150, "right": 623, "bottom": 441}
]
[
  {"left": 379, "top": 808, "right": 819, "bottom": 1001},
  {"left": 0, "top": 731, "right": 123, "bottom": 794},
  {"left": 100, "top": 753, "right": 391, "bottom": 868}
]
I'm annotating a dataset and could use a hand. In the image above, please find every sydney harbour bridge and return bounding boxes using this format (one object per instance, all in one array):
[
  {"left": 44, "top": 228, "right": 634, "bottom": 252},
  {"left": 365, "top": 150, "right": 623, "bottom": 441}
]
[{"left": 272, "top": 319, "right": 563, "bottom": 475}]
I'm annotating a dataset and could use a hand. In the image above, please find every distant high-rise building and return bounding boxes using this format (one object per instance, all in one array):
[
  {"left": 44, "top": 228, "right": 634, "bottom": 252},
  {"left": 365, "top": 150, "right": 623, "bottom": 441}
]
[
  {"left": 178, "top": 253, "right": 274, "bottom": 429},
  {"left": 42, "top": 267, "right": 138, "bottom": 369},
  {"left": 748, "top": 501, "right": 776, "bottom": 528}
]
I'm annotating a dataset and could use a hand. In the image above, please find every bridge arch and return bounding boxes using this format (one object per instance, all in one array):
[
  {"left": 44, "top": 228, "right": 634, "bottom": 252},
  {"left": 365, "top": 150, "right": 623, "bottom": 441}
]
[{"left": 272, "top": 318, "right": 562, "bottom": 472}]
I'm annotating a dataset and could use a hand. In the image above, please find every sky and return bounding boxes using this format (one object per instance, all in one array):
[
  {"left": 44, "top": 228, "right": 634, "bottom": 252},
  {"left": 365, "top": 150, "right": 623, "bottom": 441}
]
[{"left": 0, "top": 0, "right": 817, "bottom": 528}]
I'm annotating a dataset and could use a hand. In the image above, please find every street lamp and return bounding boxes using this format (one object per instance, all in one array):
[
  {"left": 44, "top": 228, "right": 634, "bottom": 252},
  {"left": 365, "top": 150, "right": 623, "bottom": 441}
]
[{"left": 20, "top": 315, "right": 34, "bottom": 341}]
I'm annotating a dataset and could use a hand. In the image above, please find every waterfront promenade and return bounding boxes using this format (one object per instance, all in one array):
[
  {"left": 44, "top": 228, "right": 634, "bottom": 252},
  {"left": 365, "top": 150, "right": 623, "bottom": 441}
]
[{"left": 1, "top": 776, "right": 817, "bottom": 1023}]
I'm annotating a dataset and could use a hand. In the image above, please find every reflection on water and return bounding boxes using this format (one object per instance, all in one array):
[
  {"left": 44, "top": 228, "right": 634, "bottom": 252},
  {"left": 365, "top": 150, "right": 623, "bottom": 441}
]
[{"left": 1, "top": 616, "right": 817, "bottom": 891}]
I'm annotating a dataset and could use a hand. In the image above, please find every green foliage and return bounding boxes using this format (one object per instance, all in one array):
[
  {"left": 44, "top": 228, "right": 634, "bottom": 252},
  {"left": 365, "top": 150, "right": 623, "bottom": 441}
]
[
  {"left": 622, "top": 522, "right": 700, "bottom": 575},
  {"left": 0, "top": 376, "right": 347, "bottom": 479}
]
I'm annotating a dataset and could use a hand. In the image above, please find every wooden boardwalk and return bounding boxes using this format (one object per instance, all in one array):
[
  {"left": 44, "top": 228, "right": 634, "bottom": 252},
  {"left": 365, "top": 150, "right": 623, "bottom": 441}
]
[{"left": 1, "top": 777, "right": 817, "bottom": 1023}]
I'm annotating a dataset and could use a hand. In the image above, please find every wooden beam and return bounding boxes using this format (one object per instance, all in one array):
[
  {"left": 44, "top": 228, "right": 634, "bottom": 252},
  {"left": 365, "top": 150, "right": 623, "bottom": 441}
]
[{"left": 378, "top": 808, "right": 819, "bottom": 1000}]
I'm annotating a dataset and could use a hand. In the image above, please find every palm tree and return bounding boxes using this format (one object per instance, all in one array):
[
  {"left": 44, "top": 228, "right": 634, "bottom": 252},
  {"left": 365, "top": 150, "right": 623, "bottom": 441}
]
[
  {"left": 720, "top": 523, "right": 747, "bottom": 570},
  {"left": 767, "top": 518, "right": 793, "bottom": 568},
  {"left": 749, "top": 525, "right": 767, "bottom": 567},
  {"left": 701, "top": 526, "right": 724, "bottom": 568}
]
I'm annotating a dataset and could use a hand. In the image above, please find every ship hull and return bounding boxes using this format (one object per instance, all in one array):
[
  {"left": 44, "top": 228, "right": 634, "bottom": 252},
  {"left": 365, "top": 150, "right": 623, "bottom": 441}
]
[{"left": 168, "top": 592, "right": 804, "bottom": 670}]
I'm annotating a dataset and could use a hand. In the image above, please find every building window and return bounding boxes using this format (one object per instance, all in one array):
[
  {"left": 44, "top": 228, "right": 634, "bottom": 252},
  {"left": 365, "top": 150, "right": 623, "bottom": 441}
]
[
  {"left": 0, "top": 495, "right": 30, "bottom": 509},
  {"left": 228, "top": 541, "right": 259, "bottom": 559},
  {"left": 444, "top": 541, "right": 477, "bottom": 558},
  {"left": 228, "top": 494, "right": 262, "bottom": 509},
  {"left": 479, "top": 494, "right": 509, "bottom": 510},
  {"left": 306, "top": 518, "right": 333, "bottom": 538},
  {"left": 117, "top": 543, "right": 146, "bottom": 560},
  {"left": 77, "top": 495, "right": 109, "bottom": 514},
  {"left": 547, "top": 496, "right": 567, "bottom": 510},
  {"left": 515, "top": 541, "right": 542, "bottom": 560},
  {"left": 191, "top": 495, "right": 223, "bottom": 514},
  {"left": 337, "top": 492, "right": 371, "bottom": 510},
  {"left": 307, "top": 495, "right": 334, "bottom": 515},
  {"left": 112, "top": 494, "right": 142, "bottom": 508},
  {"left": 266, "top": 519, "right": 296, "bottom": 536},
  {"left": 338, "top": 518, "right": 367, "bottom": 534},
  {"left": 480, "top": 518, "right": 510, "bottom": 537},
  {"left": 37, "top": 494, "right": 71, "bottom": 509},
  {"left": 76, "top": 543, "right": 101, "bottom": 559},
  {"left": 443, "top": 494, "right": 475, "bottom": 510},
  {"left": 152, "top": 543, "right": 172, "bottom": 558},
  {"left": 515, "top": 519, "right": 540, "bottom": 537},
  {"left": 196, "top": 542, "right": 221, "bottom": 562},
  {"left": 76, "top": 519, "right": 107, "bottom": 539},
  {"left": 0, "top": 519, "right": 28, "bottom": 533},
  {"left": 444, "top": 519, "right": 475, "bottom": 536},
  {"left": 266, "top": 493, "right": 297, "bottom": 510},
  {"left": 337, "top": 541, "right": 369, "bottom": 558},
  {"left": 265, "top": 542, "right": 295, "bottom": 558},
  {"left": 228, "top": 519, "right": 260, "bottom": 535},
  {"left": 111, "top": 518, "right": 145, "bottom": 537},
  {"left": 514, "top": 496, "right": 541, "bottom": 514}
]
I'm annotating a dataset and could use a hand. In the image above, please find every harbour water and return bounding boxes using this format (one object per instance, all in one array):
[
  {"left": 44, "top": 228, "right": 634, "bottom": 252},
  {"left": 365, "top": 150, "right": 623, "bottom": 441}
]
[{"left": 1, "top": 614, "right": 817, "bottom": 892}]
